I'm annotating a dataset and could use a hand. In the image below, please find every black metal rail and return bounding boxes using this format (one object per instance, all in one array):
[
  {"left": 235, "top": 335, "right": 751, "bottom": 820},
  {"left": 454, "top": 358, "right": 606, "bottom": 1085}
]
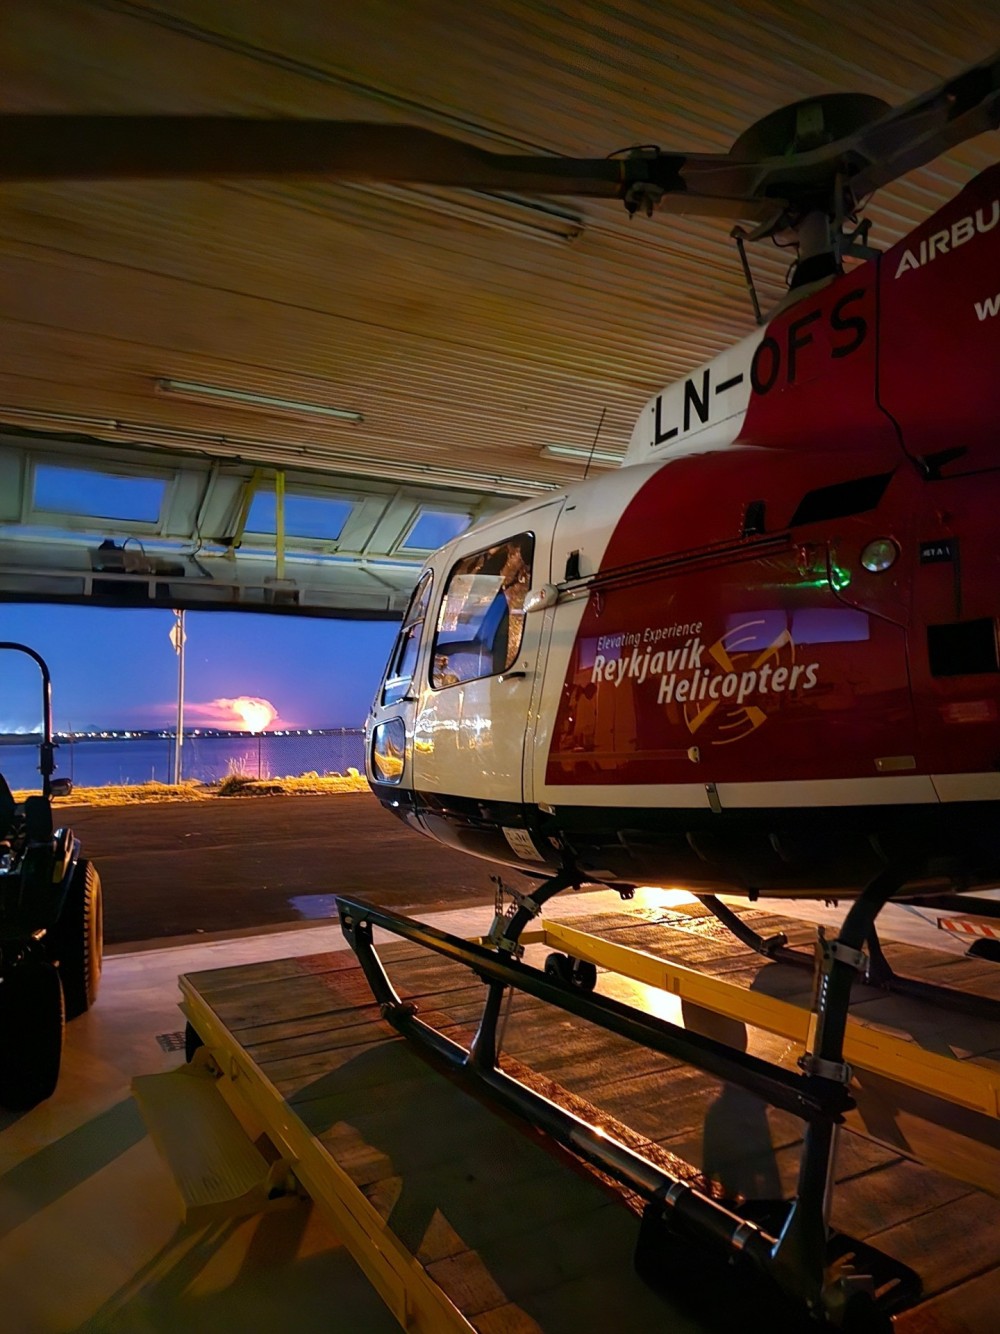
[
  {"left": 336, "top": 880, "right": 914, "bottom": 1330},
  {"left": 336, "top": 894, "right": 841, "bottom": 1122}
]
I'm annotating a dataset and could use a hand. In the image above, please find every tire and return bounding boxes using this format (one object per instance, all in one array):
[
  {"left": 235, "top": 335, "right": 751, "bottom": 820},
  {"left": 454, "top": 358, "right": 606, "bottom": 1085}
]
[
  {"left": 543, "top": 953, "right": 597, "bottom": 991},
  {"left": 571, "top": 959, "right": 598, "bottom": 993},
  {"left": 48, "top": 859, "right": 103, "bottom": 1019},
  {"left": 0, "top": 960, "right": 65, "bottom": 1110},
  {"left": 544, "top": 952, "right": 574, "bottom": 984}
]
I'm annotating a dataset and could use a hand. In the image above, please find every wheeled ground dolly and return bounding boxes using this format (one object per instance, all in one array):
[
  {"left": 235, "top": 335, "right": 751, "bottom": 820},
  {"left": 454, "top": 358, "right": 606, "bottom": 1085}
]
[{"left": 337, "top": 863, "right": 923, "bottom": 1329}]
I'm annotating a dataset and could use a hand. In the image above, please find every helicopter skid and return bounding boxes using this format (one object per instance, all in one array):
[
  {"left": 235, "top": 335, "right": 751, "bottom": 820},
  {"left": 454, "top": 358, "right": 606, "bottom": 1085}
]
[{"left": 337, "top": 873, "right": 920, "bottom": 1330}]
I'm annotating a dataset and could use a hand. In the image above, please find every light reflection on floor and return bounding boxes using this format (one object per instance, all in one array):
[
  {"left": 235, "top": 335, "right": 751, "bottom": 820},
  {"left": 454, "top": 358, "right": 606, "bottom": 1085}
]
[{"left": 287, "top": 893, "right": 339, "bottom": 920}]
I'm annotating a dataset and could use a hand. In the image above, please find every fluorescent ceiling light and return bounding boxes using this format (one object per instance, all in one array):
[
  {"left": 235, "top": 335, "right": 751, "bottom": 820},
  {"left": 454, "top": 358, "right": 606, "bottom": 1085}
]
[
  {"left": 157, "top": 379, "right": 363, "bottom": 423},
  {"left": 0, "top": 405, "right": 550, "bottom": 496},
  {"left": 541, "top": 443, "right": 624, "bottom": 466}
]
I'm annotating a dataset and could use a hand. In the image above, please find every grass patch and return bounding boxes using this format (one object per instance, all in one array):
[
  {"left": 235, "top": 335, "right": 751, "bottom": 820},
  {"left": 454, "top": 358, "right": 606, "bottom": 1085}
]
[
  {"left": 15, "top": 770, "right": 370, "bottom": 807},
  {"left": 216, "top": 769, "right": 369, "bottom": 798}
]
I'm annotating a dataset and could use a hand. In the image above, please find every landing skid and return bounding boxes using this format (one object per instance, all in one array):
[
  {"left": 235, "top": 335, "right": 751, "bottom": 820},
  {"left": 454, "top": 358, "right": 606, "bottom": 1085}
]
[
  {"left": 698, "top": 892, "right": 1000, "bottom": 1020},
  {"left": 337, "top": 867, "right": 922, "bottom": 1330}
]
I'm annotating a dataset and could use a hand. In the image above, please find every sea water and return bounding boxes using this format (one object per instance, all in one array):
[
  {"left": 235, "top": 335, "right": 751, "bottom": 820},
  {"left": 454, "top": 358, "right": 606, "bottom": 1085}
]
[{"left": 0, "top": 731, "right": 366, "bottom": 790}]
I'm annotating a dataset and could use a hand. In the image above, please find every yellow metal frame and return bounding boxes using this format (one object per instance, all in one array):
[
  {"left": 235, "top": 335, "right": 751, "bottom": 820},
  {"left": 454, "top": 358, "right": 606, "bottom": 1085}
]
[
  {"left": 516, "top": 920, "right": 1000, "bottom": 1118},
  {"left": 175, "top": 914, "right": 1000, "bottom": 1330},
  {"left": 178, "top": 975, "right": 475, "bottom": 1334}
]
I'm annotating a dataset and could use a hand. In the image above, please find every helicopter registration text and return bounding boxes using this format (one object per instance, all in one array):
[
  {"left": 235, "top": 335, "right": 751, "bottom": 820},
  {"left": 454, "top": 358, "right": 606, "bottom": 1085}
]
[{"left": 640, "top": 286, "right": 870, "bottom": 457}]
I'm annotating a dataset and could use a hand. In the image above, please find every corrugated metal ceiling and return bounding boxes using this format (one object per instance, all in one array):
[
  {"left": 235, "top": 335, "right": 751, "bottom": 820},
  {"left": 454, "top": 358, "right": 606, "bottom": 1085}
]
[{"left": 1, "top": 0, "right": 998, "bottom": 496}]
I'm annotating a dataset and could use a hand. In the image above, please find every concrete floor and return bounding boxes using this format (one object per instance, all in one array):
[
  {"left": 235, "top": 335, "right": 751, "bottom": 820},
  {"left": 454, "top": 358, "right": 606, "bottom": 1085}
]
[
  {"left": 0, "top": 890, "right": 976, "bottom": 1332},
  {"left": 64, "top": 794, "right": 511, "bottom": 945},
  {"left": 0, "top": 889, "right": 671, "bottom": 1332}
]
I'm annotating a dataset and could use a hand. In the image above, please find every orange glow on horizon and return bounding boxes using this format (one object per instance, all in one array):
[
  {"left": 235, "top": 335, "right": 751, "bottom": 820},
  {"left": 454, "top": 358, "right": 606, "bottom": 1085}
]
[{"left": 217, "top": 696, "right": 278, "bottom": 732}]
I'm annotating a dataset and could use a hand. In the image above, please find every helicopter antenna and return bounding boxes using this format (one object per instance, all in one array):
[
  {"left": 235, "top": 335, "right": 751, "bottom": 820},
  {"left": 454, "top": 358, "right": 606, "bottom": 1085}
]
[
  {"left": 583, "top": 407, "right": 608, "bottom": 480},
  {"left": 731, "top": 228, "right": 764, "bottom": 324}
]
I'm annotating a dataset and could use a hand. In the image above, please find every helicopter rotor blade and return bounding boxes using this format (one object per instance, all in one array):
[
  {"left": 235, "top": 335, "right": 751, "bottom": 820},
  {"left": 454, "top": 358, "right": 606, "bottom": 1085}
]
[
  {"left": 0, "top": 114, "right": 785, "bottom": 222},
  {"left": 0, "top": 116, "right": 648, "bottom": 192},
  {"left": 0, "top": 50, "right": 995, "bottom": 224},
  {"left": 843, "top": 51, "right": 1000, "bottom": 201}
]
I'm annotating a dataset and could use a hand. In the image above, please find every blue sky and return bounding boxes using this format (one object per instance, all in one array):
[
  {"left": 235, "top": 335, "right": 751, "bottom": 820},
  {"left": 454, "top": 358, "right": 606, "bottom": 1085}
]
[{"left": 0, "top": 603, "right": 398, "bottom": 733}]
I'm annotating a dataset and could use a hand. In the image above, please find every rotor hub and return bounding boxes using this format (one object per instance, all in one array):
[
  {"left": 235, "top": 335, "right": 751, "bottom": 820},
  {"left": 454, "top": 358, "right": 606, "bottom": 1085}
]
[{"left": 730, "top": 93, "right": 891, "bottom": 161}]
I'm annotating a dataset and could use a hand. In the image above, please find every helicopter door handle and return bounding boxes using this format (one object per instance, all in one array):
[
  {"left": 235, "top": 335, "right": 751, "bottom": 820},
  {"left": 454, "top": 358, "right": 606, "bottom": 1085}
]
[{"left": 501, "top": 670, "right": 527, "bottom": 679}]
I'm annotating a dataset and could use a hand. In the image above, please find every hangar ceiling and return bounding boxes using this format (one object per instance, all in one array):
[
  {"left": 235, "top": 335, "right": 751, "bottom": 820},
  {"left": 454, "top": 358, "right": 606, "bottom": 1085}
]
[{"left": 1, "top": 1, "right": 998, "bottom": 617}]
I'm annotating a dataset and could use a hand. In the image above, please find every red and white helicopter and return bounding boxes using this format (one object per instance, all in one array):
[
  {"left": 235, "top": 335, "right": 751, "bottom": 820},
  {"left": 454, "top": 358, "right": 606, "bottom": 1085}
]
[
  {"left": 7, "top": 51, "right": 1000, "bottom": 1325},
  {"left": 347, "top": 55, "right": 1000, "bottom": 1324}
]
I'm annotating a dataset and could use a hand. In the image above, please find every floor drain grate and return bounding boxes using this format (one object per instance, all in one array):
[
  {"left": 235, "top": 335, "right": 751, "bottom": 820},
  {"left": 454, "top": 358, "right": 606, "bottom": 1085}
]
[{"left": 156, "top": 1030, "right": 187, "bottom": 1052}]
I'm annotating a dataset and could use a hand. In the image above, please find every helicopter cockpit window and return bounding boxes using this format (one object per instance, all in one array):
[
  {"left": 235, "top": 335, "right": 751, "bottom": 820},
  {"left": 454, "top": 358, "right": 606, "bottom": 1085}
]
[
  {"left": 431, "top": 533, "right": 533, "bottom": 688},
  {"left": 381, "top": 570, "right": 433, "bottom": 706}
]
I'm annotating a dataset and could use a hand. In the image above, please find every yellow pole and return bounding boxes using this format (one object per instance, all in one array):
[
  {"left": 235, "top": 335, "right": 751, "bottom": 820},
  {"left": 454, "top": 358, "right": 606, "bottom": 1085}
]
[{"left": 275, "top": 470, "right": 286, "bottom": 583}]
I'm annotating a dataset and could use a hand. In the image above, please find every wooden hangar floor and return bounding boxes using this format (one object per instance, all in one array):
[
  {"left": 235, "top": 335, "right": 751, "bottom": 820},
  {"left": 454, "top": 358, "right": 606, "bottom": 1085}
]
[{"left": 3, "top": 878, "right": 1000, "bottom": 1331}]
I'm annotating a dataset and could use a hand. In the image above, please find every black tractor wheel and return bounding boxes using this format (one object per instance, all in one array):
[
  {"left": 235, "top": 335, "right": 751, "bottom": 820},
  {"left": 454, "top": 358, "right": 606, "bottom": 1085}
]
[
  {"left": 0, "top": 960, "right": 65, "bottom": 1110},
  {"left": 48, "top": 859, "right": 103, "bottom": 1019}
]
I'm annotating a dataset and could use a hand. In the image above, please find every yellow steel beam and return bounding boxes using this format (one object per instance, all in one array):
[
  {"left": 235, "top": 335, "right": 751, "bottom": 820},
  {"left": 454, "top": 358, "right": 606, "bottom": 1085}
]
[
  {"left": 519, "top": 920, "right": 1000, "bottom": 1119},
  {"left": 178, "top": 975, "right": 475, "bottom": 1334}
]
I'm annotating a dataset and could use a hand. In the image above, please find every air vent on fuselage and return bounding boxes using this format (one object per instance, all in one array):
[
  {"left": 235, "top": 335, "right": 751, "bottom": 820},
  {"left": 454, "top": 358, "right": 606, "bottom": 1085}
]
[
  {"left": 927, "top": 618, "right": 1000, "bottom": 677},
  {"left": 790, "top": 472, "right": 892, "bottom": 527}
]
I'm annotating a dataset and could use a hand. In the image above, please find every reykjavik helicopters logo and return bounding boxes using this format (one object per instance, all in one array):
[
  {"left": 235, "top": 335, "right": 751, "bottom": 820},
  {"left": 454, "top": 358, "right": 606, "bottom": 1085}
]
[{"left": 590, "top": 620, "right": 820, "bottom": 746}]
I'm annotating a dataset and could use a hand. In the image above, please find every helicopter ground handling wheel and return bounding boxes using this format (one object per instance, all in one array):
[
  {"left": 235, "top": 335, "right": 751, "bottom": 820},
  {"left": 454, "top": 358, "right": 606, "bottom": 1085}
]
[{"left": 543, "top": 951, "right": 598, "bottom": 992}]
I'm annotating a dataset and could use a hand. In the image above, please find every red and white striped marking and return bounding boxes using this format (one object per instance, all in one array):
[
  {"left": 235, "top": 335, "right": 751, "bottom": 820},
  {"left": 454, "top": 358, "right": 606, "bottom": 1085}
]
[{"left": 937, "top": 916, "right": 1000, "bottom": 941}]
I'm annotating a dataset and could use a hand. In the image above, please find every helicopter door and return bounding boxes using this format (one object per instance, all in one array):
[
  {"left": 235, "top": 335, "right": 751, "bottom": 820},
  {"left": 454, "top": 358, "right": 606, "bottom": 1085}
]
[
  {"left": 411, "top": 502, "right": 564, "bottom": 804},
  {"left": 367, "top": 568, "right": 434, "bottom": 794}
]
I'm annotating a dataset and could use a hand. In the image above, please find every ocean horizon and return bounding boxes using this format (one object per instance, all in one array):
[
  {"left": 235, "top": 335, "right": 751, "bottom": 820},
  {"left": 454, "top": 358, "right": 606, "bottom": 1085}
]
[{"left": 1, "top": 730, "right": 366, "bottom": 790}]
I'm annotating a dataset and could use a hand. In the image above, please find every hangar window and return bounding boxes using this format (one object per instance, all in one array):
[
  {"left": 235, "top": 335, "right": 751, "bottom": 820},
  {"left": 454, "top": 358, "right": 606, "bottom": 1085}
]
[
  {"left": 402, "top": 509, "right": 472, "bottom": 551},
  {"left": 246, "top": 490, "right": 352, "bottom": 541},
  {"left": 432, "top": 533, "right": 533, "bottom": 688},
  {"left": 381, "top": 570, "right": 434, "bottom": 706},
  {"left": 33, "top": 465, "right": 165, "bottom": 523}
]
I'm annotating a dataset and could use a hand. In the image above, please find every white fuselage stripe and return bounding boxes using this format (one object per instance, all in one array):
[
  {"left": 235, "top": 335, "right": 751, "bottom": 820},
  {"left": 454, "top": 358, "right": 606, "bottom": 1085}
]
[{"left": 538, "top": 773, "right": 1000, "bottom": 809}]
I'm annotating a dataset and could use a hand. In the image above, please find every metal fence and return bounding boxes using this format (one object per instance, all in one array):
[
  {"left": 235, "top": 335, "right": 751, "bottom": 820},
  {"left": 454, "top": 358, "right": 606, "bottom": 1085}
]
[
  {"left": 181, "top": 731, "right": 367, "bottom": 783},
  {"left": 26, "top": 730, "right": 370, "bottom": 788}
]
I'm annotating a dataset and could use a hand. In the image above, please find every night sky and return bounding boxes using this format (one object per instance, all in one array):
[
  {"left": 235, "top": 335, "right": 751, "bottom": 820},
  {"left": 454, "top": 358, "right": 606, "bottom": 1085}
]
[{"left": 0, "top": 603, "right": 398, "bottom": 734}]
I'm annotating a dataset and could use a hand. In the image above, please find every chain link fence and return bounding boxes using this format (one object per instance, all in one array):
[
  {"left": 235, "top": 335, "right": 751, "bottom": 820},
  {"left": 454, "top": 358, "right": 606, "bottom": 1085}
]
[
  {"left": 13, "top": 730, "right": 369, "bottom": 788},
  {"left": 181, "top": 731, "right": 367, "bottom": 783}
]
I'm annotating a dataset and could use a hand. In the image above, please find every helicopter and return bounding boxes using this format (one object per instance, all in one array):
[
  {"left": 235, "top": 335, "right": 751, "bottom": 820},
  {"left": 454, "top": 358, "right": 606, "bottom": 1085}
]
[
  {"left": 339, "top": 54, "right": 1000, "bottom": 1327},
  {"left": 5, "top": 49, "right": 1000, "bottom": 1326}
]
